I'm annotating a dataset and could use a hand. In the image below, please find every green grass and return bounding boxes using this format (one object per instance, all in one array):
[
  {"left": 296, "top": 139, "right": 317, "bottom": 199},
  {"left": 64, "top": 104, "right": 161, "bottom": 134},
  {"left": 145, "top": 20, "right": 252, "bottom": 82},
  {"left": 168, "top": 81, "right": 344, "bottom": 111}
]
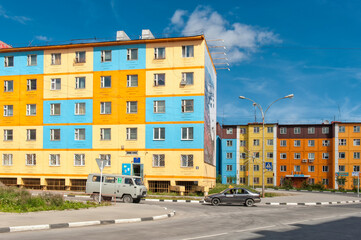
[{"left": 0, "top": 186, "right": 104, "bottom": 213}]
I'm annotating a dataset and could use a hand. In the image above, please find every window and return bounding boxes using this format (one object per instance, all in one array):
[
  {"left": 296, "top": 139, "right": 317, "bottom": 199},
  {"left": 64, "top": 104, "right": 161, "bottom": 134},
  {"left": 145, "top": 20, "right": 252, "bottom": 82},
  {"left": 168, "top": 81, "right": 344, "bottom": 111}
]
[
  {"left": 280, "top": 153, "right": 287, "bottom": 159},
  {"left": 240, "top": 128, "right": 246, "bottom": 134},
  {"left": 267, "top": 139, "right": 274, "bottom": 146},
  {"left": 354, "top": 166, "right": 360, "bottom": 172},
  {"left": 74, "top": 128, "right": 85, "bottom": 140},
  {"left": 100, "top": 102, "right": 111, "bottom": 114},
  {"left": 254, "top": 177, "right": 260, "bottom": 184},
  {"left": 354, "top": 126, "right": 360, "bottom": 133},
  {"left": 308, "top": 140, "right": 315, "bottom": 147},
  {"left": 322, "top": 127, "right": 329, "bottom": 134},
  {"left": 154, "top": 73, "right": 165, "bottom": 86},
  {"left": 240, "top": 178, "right": 246, "bottom": 184},
  {"left": 339, "top": 152, "right": 346, "bottom": 159},
  {"left": 153, "top": 100, "right": 165, "bottom": 113},
  {"left": 101, "top": 50, "right": 111, "bottom": 62},
  {"left": 308, "top": 153, "right": 315, "bottom": 159},
  {"left": 4, "top": 129, "right": 13, "bottom": 141},
  {"left": 100, "top": 154, "right": 111, "bottom": 166},
  {"left": 126, "top": 151, "right": 138, "bottom": 155},
  {"left": 254, "top": 165, "right": 260, "bottom": 171},
  {"left": 100, "top": 128, "right": 111, "bottom": 140},
  {"left": 181, "top": 127, "right": 194, "bottom": 140},
  {"left": 226, "top": 128, "right": 233, "bottom": 134},
  {"left": 3, "top": 105, "right": 13, "bottom": 117},
  {"left": 4, "top": 56, "right": 14, "bottom": 67},
  {"left": 182, "top": 72, "right": 194, "bottom": 85},
  {"left": 182, "top": 45, "right": 194, "bottom": 58},
  {"left": 50, "top": 129, "right": 60, "bottom": 141},
  {"left": 126, "top": 101, "right": 138, "bottom": 113},
  {"left": 280, "top": 127, "right": 287, "bottom": 134},
  {"left": 267, "top": 152, "right": 273, "bottom": 159},
  {"left": 49, "top": 154, "right": 60, "bottom": 166},
  {"left": 126, "top": 128, "right": 137, "bottom": 140},
  {"left": 280, "top": 140, "right": 287, "bottom": 147},
  {"left": 240, "top": 165, "right": 246, "bottom": 171},
  {"left": 267, "top": 178, "right": 274, "bottom": 184},
  {"left": 154, "top": 47, "right": 165, "bottom": 59},
  {"left": 26, "top": 154, "right": 36, "bottom": 166},
  {"left": 2, "top": 154, "right": 12, "bottom": 166},
  {"left": 322, "top": 140, "right": 330, "bottom": 146},
  {"left": 240, "top": 153, "right": 246, "bottom": 159},
  {"left": 308, "top": 166, "right": 315, "bottom": 172},
  {"left": 294, "top": 140, "right": 301, "bottom": 147},
  {"left": 27, "top": 79, "right": 37, "bottom": 91},
  {"left": 226, "top": 140, "right": 233, "bottom": 147},
  {"left": 51, "top": 78, "right": 61, "bottom": 90},
  {"left": 26, "top": 104, "right": 36, "bottom": 116},
  {"left": 153, "top": 128, "right": 165, "bottom": 140},
  {"left": 354, "top": 152, "right": 360, "bottom": 159},
  {"left": 294, "top": 127, "right": 301, "bottom": 134},
  {"left": 267, "top": 127, "right": 273, "bottom": 133},
  {"left": 354, "top": 139, "right": 360, "bottom": 146},
  {"left": 27, "top": 54, "right": 37, "bottom": 66},
  {"left": 50, "top": 103, "right": 61, "bottom": 116},
  {"left": 153, "top": 154, "right": 165, "bottom": 167},
  {"left": 339, "top": 165, "right": 345, "bottom": 172},
  {"left": 226, "top": 153, "right": 233, "bottom": 159},
  {"left": 322, "top": 166, "right": 329, "bottom": 172},
  {"left": 309, "top": 178, "right": 315, "bottom": 185},
  {"left": 101, "top": 76, "right": 111, "bottom": 88},
  {"left": 280, "top": 165, "right": 287, "bottom": 172},
  {"left": 294, "top": 153, "right": 301, "bottom": 159},
  {"left": 339, "top": 126, "right": 345, "bottom": 133},
  {"left": 181, "top": 99, "right": 194, "bottom": 112},
  {"left": 51, "top": 53, "right": 61, "bottom": 65},
  {"left": 339, "top": 139, "right": 347, "bottom": 146},
  {"left": 322, "top": 153, "right": 329, "bottom": 159},
  {"left": 254, "top": 127, "right": 260, "bottom": 133},
  {"left": 75, "top": 51, "right": 86, "bottom": 63},
  {"left": 27, "top": 129, "right": 36, "bottom": 141},
  {"left": 127, "top": 75, "right": 138, "bottom": 87},
  {"left": 308, "top": 127, "right": 315, "bottom": 134},
  {"left": 75, "top": 102, "right": 86, "bottom": 115},
  {"left": 253, "top": 139, "right": 260, "bottom": 146},
  {"left": 253, "top": 152, "right": 260, "bottom": 158},
  {"left": 75, "top": 77, "right": 86, "bottom": 89},
  {"left": 294, "top": 165, "right": 301, "bottom": 172},
  {"left": 226, "top": 165, "right": 233, "bottom": 171},
  {"left": 240, "top": 140, "right": 246, "bottom": 146},
  {"left": 127, "top": 48, "right": 138, "bottom": 60},
  {"left": 323, "top": 179, "right": 329, "bottom": 185},
  {"left": 74, "top": 154, "right": 85, "bottom": 166},
  {"left": 181, "top": 154, "right": 193, "bottom": 167},
  {"left": 4, "top": 80, "right": 13, "bottom": 92}
]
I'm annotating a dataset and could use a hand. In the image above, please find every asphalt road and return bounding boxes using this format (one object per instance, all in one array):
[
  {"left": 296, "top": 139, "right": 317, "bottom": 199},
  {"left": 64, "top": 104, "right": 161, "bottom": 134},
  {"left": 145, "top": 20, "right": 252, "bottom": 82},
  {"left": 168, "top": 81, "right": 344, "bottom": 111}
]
[{"left": 2, "top": 202, "right": 361, "bottom": 240}]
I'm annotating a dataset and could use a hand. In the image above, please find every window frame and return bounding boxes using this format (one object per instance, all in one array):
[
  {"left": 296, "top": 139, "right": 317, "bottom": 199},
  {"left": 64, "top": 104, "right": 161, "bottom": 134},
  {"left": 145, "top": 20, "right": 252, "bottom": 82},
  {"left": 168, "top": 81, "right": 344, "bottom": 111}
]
[
  {"left": 100, "top": 102, "right": 111, "bottom": 114},
  {"left": 4, "top": 80, "right": 13, "bottom": 92},
  {"left": 126, "top": 128, "right": 138, "bottom": 140},
  {"left": 3, "top": 105, "right": 13, "bottom": 117},
  {"left": 100, "top": 128, "right": 111, "bottom": 141},
  {"left": 50, "top": 103, "right": 61, "bottom": 116},
  {"left": 126, "top": 101, "right": 138, "bottom": 114},
  {"left": 51, "top": 53, "right": 61, "bottom": 65},
  {"left": 49, "top": 154, "right": 61, "bottom": 166},
  {"left": 26, "top": 129, "right": 36, "bottom": 141},
  {"left": 75, "top": 77, "right": 86, "bottom": 89},
  {"left": 74, "top": 102, "right": 86, "bottom": 115},
  {"left": 26, "top": 104, "right": 37, "bottom": 116},
  {"left": 50, "top": 129, "right": 61, "bottom": 141},
  {"left": 181, "top": 72, "right": 194, "bottom": 85},
  {"left": 50, "top": 78, "right": 61, "bottom": 90},
  {"left": 154, "top": 47, "right": 166, "bottom": 59},
  {"left": 27, "top": 54, "right": 37, "bottom": 66},
  {"left": 100, "top": 76, "right": 111, "bottom": 88},
  {"left": 74, "top": 154, "right": 85, "bottom": 166},
  {"left": 153, "top": 127, "right": 165, "bottom": 141},
  {"left": 153, "top": 100, "right": 165, "bottom": 113},
  {"left": 181, "top": 99, "right": 194, "bottom": 113},
  {"left": 27, "top": 79, "right": 37, "bottom": 91},
  {"left": 2, "top": 153, "right": 13, "bottom": 166},
  {"left": 101, "top": 50, "right": 112, "bottom": 62},
  {"left": 4, "top": 56, "right": 14, "bottom": 67},
  {"left": 154, "top": 73, "right": 165, "bottom": 86},
  {"left": 181, "top": 154, "right": 194, "bottom": 168},
  {"left": 182, "top": 45, "right": 194, "bottom": 58},
  {"left": 25, "top": 154, "right": 36, "bottom": 166},
  {"left": 127, "top": 48, "right": 138, "bottom": 61},
  {"left": 74, "top": 128, "right": 86, "bottom": 141},
  {"left": 75, "top": 51, "right": 86, "bottom": 63},
  {"left": 181, "top": 127, "right": 194, "bottom": 141},
  {"left": 127, "top": 74, "right": 138, "bottom": 87},
  {"left": 153, "top": 154, "right": 165, "bottom": 167}
]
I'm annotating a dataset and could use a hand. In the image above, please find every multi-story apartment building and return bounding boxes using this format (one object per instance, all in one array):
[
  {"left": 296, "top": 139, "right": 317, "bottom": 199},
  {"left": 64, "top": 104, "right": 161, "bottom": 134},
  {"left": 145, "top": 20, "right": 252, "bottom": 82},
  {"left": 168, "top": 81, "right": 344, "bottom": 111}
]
[{"left": 0, "top": 31, "right": 217, "bottom": 193}]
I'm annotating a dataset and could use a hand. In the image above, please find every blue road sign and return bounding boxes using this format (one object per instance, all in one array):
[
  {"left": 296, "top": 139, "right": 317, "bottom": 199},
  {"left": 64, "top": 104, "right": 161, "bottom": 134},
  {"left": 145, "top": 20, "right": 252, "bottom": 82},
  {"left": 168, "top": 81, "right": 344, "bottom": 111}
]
[
  {"left": 133, "top": 157, "right": 140, "bottom": 163},
  {"left": 265, "top": 162, "right": 273, "bottom": 171}
]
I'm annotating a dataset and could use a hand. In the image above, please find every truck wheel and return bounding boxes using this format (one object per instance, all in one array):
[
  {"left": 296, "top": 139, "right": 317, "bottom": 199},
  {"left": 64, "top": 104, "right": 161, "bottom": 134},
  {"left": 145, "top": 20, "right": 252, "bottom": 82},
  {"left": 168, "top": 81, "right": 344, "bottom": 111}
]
[
  {"left": 211, "top": 198, "right": 220, "bottom": 206},
  {"left": 133, "top": 198, "right": 141, "bottom": 203},
  {"left": 123, "top": 195, "right": 133, "bottom": 203},
  {"left": 245, "top": 199, "right": 254, "bottom": 207}
]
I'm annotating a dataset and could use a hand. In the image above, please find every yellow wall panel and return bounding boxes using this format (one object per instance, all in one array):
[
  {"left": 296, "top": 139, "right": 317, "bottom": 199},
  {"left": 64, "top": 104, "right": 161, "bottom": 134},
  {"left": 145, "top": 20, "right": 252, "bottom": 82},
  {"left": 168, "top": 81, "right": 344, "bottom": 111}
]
[
  {"left": 92, "top": 125, "right": 120, "bottom": 149},
  {"left": 43, "top": 74, "right": 69, "bottom": 99},
  {"left": 67, "top": 73, "right": 93, "bottom": 98}
]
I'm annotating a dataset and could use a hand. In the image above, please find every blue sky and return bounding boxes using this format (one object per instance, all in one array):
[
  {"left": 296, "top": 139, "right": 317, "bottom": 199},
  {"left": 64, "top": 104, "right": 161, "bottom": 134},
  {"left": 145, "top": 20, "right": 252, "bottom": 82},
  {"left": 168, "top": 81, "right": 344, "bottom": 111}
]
[{"left": 1, "top": 0, "right": 361, "bottom": 125}]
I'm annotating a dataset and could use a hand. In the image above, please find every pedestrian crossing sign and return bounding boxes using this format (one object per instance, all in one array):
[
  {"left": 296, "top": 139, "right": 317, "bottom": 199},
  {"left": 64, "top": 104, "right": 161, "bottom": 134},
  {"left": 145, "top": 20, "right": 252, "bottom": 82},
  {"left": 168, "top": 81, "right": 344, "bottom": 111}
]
[{"left": 265, "top": 162, "right": 273, "bottom": 171}]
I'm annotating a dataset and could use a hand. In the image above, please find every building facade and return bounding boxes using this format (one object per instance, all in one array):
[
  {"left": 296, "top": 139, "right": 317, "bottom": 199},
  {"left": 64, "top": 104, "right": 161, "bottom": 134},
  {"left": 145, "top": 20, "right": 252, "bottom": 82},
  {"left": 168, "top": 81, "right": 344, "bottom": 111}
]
[{"left": 0, "top": 32, "right": 217, "bottom": 193}]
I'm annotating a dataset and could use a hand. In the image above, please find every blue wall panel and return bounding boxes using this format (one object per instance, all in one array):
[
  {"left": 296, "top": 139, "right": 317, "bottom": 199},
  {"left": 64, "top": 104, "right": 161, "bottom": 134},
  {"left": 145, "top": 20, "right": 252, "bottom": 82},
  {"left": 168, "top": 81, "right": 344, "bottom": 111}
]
[
  {"left": 220, "top": 139, "right": 237, "bottom": 184},
  {"left": 43, "top": 125, "right": 92, "bottom": 149},
  {"left": 0, "top": 51, "right": 43, "bottom": 76}
]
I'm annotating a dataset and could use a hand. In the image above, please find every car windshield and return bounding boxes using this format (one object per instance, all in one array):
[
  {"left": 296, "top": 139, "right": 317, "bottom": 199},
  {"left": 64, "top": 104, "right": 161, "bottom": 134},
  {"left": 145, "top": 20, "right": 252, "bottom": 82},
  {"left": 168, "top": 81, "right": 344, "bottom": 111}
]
[{"left": 133, "top": 178, "right": 143, "bottom": 186}]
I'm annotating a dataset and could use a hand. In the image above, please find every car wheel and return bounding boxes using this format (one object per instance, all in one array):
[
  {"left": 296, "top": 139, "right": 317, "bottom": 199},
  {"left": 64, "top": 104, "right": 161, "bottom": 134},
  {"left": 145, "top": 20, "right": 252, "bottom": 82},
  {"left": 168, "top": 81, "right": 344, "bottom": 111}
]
[
  {"left": 211, "top": 198, "right": 220, "bottom": 206},
  {"left": 245, "top": 199, "right": 254, "bottom": 207},
  {"left": 123, "top": 195, "right": 133, "bottom": 203}
]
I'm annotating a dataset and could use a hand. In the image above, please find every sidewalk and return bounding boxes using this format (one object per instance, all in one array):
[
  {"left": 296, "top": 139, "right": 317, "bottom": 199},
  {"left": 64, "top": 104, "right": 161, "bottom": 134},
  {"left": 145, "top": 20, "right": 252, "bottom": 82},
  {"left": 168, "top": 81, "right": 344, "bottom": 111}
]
[{"left": 0, "top": 202, "right": 175, "bottom": 233}]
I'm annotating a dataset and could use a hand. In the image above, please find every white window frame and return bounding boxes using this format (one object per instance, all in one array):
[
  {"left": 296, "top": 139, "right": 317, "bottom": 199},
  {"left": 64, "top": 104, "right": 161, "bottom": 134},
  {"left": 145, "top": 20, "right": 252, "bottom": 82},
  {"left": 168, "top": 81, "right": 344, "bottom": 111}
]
[
  {"left": 181, "top": 72, "right": 194, "bottom": 85},
  {"left": 308, "top": 127, "right": 315, "bottom": 134},
  {"left": 308, "top": 140, "right": 315, "bottom": 147},
  {"left": 100, "top": 76, "right": 111, "bottom": 88},
  {"left": 2, "top": 154, "right": 13, "bottom": 166},
  {"left": 127, "top": 48, "right": 138, "bottom": 60},
  {"left": 280, "top": 165, "right": 287, "bottom": 172},
  {"left": 240, "top": 128, "right": 246, "bottom": 134},
  {"left": 154, "top": 47, "right": 165, "bottom": 59},
  {"left": 3, "top": 105, "right": 13, "bottom": 117},
  {"left": 27, "top": 54, "right": 37, "bottom": 66},
  {"left": 294, "top": 140, "right": 301, "bottom": 147},
  {"left": 322, "top": 166, "right": 329, "bottom": 172},
  {"left": 50, "top": 78, "right": 61, "bottom": 90},
  {"left": 280, "top": 127, "right": 287, "bottom": 134},
  {"left": 74, "top": 154, "right": 85, "bottom": 166},
  {"left": 74, "top": 128, "right": 85, "bottom": 141},
  {"left": 75, "top": 77, "right": 86, "bottom": 89},
  {"left": 294, "top": 165, "right": 301, "bottom": 172},
  {"left": 153, "top": 127, "right": 165, "bottom": 141},
  {"left": 100, "top": 102, "right": 111, "bottom": 114},
  {"left": 267, "top": 139, "right": 274, "bottom": 146},
  {"left": 267, "top": 152, "right": 273, "bottom": 159},
  {"left": 100, "top": 128, "right": 111, "bottom": 140},
  {"left": 322, "top": 153, "right": 329, "bottom": 159},
  {"left": 4, "top": 80, "right": 13, "bottom": 92},
  {"left": 75, "top": 51, "right": 86, "bottom": 63},
  {"left": 339, "top": 139, "right": 347, "bottom": 146},
  {"left": 353, "top": 165, "right": 360, "bottom": 172},
  {"left": 308, "top": 153, "right": 315, "bottom": 160},
  {"left": 339, "top": 126, "right": 345, "bottom": 133},
  {"left": 254, "top": 164, "right": 260, "bottom": 171},
  {"left": 50, "top": 103, "right": 61, "bottom": 116},
  {"left": 154, "top": 73, "right": 165, "bottom": 86},
  {"left": 226, "top": 152, "right": 233, "bottom": 159},
  {"left": 226, "top": 140, "right": 233, "bottom": 147},
  {"left": 339, "top": 152, "right": 346, "bottom": 159},
  {"left": 322, "top": 140, "right": 330, "bottom": 146},
  {"left": 280, "top": 140, "right": 287, "bottom": 147},
  {"left": 339, "top": 165, "right": 345, "bottom": 172},
  {"left": 181, "top": 99, "right": 194, "bottom": 113},
  {"left": 127, "top": 75, "right": 138, "bottom": 87},
  {"left": 51, "top": 53, "right": 61, "bottom": 65},
  {"left": 322, "top": 127, "right": 329, "bottom": 134},
  {"left": 153, "top": 154, "right": 165, "bottom": 167},
  {"left": 50, "top": 129, "right": 60, "bottom": 141},
  {"left": 126, "top": 128, "right": 137, "bottom": 140},
  {"left": 226, "top": 165, "right": 233, "bottom": 171},
  {"left": 49, "top": 154, "right": 60, "bottom": 166},
  {"left": 4, "top": 56, "right": 14, "bottom": 67},
  {"left": 99, "top": 154, "right": 111, "bottom": 166},
  {"left": 294, "top": 127, "right": 301, "bottom": 134},
  {"left": 254, "top": 127, "right": 260, "bottom": 133},
  {"left": 354, "top": 126, "right": 360, "bottom": 133},
  {"left": 153, "top": 100, "right": 165, "bottom": 113},
  {"left": 354, "top": 152, "right": 360, "bottom": 159},
  {"left": 226, "top": 128, "right": 233, "bottom": 134},
  {"left": 26, "top": 104, "right": 36, "bottom": 116},
  {"left": 294, "top": 153, "right": 301, "bottom": 159},
  {"left": 27, "top": 79, "right": 37, "bottom": 91},
  {"left": 267, "top": 127, "right": 273, "bottom": 133},
  {"left": 181, "top": 127, "right": 194, "bottom": 141},
  {"left": 280, "top": 153, "right": 287, "bottom": 159},
  {"left": 101, "top": 50, "right": 112, "bottom": 62},
  {"left": 240, "top": 140, "right": 246, "bottom": 146},
  {"left": 308, "top": 165, "right": 315, "bottom": 172},
  {"left": 25, "top": 154, "right": 36, "bottom": 166},
  {"left": 253, "top": 139, "right": 260, "bottom": 146},
  {"left": 75, "top": 102, "right": 86, "bottom": 115},
  {"left": 26, "top": 129, "right": 36, "bottom": 141},
  {"left": 126, "top": 101, "right": 138, "bottom": 114},
  {"left": 4, "top": 129, "right": 13, "bottom": 141},
  {"left": 353, "top": 139, "right": 360, "bottom": 146},
  {"left": 181, "top": 154, "right": 194, "bottom": 168},
  {"left": 182, "top": 45, "right": 194, "bottom": 58}
]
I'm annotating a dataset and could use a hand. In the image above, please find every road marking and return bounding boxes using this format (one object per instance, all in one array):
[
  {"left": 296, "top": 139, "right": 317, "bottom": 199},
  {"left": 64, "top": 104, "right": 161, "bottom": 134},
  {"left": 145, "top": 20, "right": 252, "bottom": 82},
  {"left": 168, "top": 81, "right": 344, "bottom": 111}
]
[
  {"left": 235, "top": 225, "right": 276, "bottom": 233},
  {"left": 182, "top": 232, "right": 228, "bottom": 240}
]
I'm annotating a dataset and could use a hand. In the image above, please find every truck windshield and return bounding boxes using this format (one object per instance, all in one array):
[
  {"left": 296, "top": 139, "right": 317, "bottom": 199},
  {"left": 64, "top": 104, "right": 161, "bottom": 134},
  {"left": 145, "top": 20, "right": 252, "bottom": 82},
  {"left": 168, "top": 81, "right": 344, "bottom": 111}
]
[{"left": 133, "top": 178, "right": 143, "bottom": 185}]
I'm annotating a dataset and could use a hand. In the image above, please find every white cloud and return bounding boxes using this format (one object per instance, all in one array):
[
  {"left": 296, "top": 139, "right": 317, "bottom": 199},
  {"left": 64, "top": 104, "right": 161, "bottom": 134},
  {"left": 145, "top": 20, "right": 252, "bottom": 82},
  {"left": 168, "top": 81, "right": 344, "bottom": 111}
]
[
  {"left": 167, "top": 6, "right": 281, "bottom": 63},
  {"left": 0, "top": 5, "right": 31, "bottom": 24},
  {"left": 35, "top": 35, "right": 50, "bottom": 41}
]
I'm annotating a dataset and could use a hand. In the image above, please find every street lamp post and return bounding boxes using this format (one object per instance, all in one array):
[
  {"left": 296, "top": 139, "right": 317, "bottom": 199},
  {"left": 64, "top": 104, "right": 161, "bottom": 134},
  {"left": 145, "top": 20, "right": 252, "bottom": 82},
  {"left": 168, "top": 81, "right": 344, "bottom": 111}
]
[{"left": 239, "top": 94, "right": 294, "bottom": 198}]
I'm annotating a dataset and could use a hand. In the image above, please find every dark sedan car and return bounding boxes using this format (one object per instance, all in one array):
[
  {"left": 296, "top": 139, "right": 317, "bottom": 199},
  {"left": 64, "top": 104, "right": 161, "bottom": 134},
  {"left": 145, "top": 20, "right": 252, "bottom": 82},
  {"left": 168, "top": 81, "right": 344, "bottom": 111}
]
[{"left": 204, "top": 187, "right": 261, "bottom": 207}]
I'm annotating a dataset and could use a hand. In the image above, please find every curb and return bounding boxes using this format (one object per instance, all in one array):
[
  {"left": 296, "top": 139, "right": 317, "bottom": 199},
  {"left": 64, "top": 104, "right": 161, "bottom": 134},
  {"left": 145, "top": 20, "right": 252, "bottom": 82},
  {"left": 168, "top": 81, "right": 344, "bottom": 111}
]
[
  {"left": 143, "top": 199, "right": 204, "bottom": 204},
  {"left": 265, "top": 200, "right": 361, "bottom": 206},
  {"left": 269, "top": 189, "right": 357, "bottom": 195},
  {"left": 0, "top": 211, "right": 176, "bottom": 233}
]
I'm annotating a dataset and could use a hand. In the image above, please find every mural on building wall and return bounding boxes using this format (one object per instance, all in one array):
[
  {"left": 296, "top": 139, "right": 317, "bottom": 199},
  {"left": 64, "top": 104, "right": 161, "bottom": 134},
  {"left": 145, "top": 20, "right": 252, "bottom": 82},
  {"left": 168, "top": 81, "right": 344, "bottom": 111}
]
[{"left": 204, "top": 46, "right": 217, "bottom": 166}]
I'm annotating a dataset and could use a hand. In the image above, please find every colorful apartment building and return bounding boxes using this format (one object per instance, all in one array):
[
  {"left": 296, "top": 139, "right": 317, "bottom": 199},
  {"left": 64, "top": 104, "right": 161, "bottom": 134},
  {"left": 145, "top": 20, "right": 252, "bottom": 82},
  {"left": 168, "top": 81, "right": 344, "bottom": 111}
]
[{"left": 0, "top": 31, "right": 217, "bottom": 193}]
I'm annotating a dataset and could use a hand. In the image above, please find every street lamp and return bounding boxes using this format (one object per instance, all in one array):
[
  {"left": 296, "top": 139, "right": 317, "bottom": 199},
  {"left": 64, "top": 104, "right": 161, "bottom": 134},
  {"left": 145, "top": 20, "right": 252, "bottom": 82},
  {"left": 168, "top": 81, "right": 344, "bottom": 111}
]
[{"left": 239, "top": 94, "right": 294, "bottom": 197}]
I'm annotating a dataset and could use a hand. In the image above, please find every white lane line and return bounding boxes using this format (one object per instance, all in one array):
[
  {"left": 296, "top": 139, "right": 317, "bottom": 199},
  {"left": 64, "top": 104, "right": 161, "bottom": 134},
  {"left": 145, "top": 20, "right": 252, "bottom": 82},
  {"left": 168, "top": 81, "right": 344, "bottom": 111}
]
[
  {"left": 182, "top": 232, "right": 228, "bottom": 240},
  {"left": 235, "top": 225, "right": 276, "bottom": 233}
]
